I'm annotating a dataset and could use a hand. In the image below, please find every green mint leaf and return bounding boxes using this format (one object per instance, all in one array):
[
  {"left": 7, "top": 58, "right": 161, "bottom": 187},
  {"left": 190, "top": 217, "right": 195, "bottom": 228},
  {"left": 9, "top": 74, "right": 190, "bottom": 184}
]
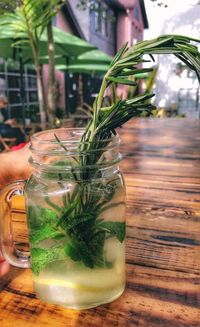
[
  {"left": 64, "top": 237, "right": 95, "bottom": 269},
  {"left": 73, "top": 236, "right": 106, "bottom": 269},
  {"left": 64, "top": 242, "right": 81, "bottom": 262},
  {"left": 88, "top": 231, "right": 106, "bottom": 267},
  {"left": 30, "top": 225, "right": 65, "bottom": 244},
  {"left": 28, "top": 206, "right": 58, "bottom": 230},
  {"left": 28, "top": 206, "right": 65, "bottom": 244},
  {"left": 75, "top": 239, "right": 94, "bottom": 269},
  {"left": 30, "top": 246, "right": 66, "bottom": 275},
  {"left": 60, "top": 212, "right": 94, "bottom": 231},
  {"left": 97, "top": 221, "right": 126, "bottom": 243},
  {"left": 65, "top": 232, "right": 106, "bottom": 268},
  {"left": 53, "top": 234, "right": 66, "bottom": 240}
]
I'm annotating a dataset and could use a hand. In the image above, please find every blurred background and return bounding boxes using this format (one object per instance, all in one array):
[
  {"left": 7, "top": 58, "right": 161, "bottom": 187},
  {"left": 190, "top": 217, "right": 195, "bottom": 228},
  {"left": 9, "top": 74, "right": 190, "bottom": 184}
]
[{"left": 0, "top": 0, "right": 199, "bottom": 151}]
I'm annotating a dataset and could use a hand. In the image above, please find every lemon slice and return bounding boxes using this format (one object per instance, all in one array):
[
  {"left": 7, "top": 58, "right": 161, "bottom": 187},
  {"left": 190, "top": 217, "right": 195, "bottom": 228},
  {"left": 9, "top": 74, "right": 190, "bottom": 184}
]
[
  {"left": 33, "top": 269, "right": 123, "bottom": 293},
  {"left": 33, "top": 277, "right": 118, "bottom": 293}
]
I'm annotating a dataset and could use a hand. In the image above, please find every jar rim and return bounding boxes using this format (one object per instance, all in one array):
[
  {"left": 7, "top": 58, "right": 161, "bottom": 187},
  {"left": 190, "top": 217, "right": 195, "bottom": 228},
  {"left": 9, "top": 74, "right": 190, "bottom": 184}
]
[
  {"left": 31, "top": 128, "right": 119, "bottom": 146},
  {"left": 29, "top": 128, "right": 121, "bottom": 172},
  {"left": 30, "top": 128, "right": 120, "bottom": 157}
]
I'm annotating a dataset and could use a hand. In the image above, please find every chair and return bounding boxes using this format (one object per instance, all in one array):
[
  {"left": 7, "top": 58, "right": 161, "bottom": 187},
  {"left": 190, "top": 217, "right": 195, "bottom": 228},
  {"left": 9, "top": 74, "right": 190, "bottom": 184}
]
[{"left": 0, "top": 136, "right": 16, "bottom": 152}]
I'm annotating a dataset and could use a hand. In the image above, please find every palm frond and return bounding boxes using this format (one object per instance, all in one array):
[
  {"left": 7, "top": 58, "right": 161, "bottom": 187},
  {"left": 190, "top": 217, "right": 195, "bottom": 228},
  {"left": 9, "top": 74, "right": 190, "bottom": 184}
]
[{"left": 0, "top": 0, "right": 64, "bottom": 48}]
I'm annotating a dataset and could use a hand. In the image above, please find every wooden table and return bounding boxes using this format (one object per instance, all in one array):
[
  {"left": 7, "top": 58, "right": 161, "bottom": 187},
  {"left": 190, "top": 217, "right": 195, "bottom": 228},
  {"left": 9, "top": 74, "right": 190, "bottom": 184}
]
[{"left": 0, "top": 118, "right": 200, "bottom": 326}]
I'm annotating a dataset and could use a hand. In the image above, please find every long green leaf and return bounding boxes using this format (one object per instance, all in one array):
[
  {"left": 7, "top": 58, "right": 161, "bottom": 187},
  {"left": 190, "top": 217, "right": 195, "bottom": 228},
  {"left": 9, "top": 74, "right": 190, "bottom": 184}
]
[
  {"left": 118, "top": 68, "right": 154, "bottom": 77},
  {"left": 106, "top": 76, "right": 137, "bottom": 86},
  {"left": 110, "top": 42, "right": 128, "bottom": 66}
]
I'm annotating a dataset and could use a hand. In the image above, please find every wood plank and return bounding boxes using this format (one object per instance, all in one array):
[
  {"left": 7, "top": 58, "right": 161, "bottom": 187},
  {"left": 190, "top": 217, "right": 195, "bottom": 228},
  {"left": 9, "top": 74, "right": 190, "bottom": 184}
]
[{"left": 0, "top": 118, "right": 200, "bottom": 326}]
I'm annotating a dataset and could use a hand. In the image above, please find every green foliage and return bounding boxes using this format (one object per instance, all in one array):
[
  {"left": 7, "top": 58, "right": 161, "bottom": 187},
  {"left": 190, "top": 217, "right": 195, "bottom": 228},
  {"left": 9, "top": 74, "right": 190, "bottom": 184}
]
[
  {"left": 30, "top": 246, "right": 66, "bottom": 275},
  {"left": 0, "top": 0, "right": 64, "bottom": 49},
  {"left": 57, "top": 36, "right": 199, "bottom": 273},
  {"left": 106, "top": 76, "right": 137, "bottom": 86},
  {"left": 28, "top": 206, "right": 66, "bottom": 244},
  {"left": 28, "top": 179, "right": 125, "bottom": 274},
  {"left": 97, "top": 221, "right": 125, "bottom": 243},
  {"left": 31, "top": 34, "right": 200, "bottom": 276},
  {"left": 30, "top": 225, "right": 65, "bottom": 244},
  {"left": 28, "top": 206, "right": 58, "bottom": 230},
  {"left": 28, "top": 206, "right": 66, "bottom": 274},
  {"left": 80, "top": 34, "right": 200, "bottom": 151},
  {"left": 0, "top": 1, "right": 21, "bottom": 15},
  {"left": 0, "top": 0, "right": 65, "bottom": 125}
]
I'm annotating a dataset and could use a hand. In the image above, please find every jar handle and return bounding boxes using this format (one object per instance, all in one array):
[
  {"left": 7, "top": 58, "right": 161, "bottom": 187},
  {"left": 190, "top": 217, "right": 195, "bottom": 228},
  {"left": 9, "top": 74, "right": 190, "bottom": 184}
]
[{"left": 0, "top": 180, "right": 30, "bottom": 268}]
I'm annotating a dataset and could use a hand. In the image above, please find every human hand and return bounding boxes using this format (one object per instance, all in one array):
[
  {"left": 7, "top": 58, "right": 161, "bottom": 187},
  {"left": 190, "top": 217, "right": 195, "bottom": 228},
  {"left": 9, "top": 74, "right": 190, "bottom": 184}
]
[
  {"left": 0, "top": 145, "right": 33, "bottom": 278},
  {"left": 4, "top": 118, "right": 17, "bottom": 127},
  {"left": 0, "top": 253, "right": 10, "bottom": 277},
  {"left": 0, "top": 144, "right": 33, "bottom": 189}
]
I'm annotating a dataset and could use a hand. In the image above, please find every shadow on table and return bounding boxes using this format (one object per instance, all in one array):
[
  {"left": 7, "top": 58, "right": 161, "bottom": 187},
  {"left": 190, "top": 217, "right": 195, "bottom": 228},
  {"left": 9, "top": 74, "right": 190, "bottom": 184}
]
[{"left": 0, "top": 266, "right": 25, "bottom": 291}]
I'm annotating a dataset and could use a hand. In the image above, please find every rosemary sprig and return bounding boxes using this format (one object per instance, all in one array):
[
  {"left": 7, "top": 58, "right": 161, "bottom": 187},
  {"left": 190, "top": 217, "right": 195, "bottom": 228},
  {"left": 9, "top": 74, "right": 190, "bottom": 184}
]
[
  {"left": 30, "top": 35, "right": 200, "bottom": 274},
  {"left": 52, "top": 36, "right": 199, "bottom": 155},
  {"left": 81, "top": 34, "right": 200, "bottom": 152}
]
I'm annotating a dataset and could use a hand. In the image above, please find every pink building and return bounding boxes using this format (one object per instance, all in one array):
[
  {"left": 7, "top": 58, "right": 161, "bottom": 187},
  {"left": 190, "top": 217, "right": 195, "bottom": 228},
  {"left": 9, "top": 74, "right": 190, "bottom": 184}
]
[
  {"left": 68, "top": 0, "right": 149, "bottom": 55},
  {"left": 43, "top": 0, "right": 149, "bottom": 114},
  {"left": 117, "top": 0, "right": 149, "bottom": 50},
  {"left": 42, "top": 7, "right": 82, "bottom": 112},
  {"left": 0, "top": 1, "right": 149, "bottom": 122}
]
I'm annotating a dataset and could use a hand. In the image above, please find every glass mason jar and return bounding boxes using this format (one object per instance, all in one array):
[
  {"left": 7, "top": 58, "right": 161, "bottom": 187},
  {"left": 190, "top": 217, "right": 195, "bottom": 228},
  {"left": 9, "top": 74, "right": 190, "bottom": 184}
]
[{"left": 0, "top": 128, "right": 126, "bottom": 309}]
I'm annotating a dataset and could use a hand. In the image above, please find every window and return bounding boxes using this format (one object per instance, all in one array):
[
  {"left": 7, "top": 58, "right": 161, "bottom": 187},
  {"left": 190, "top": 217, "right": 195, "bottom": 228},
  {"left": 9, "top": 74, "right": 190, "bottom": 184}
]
[
  {"left": 92, "top": 2, "right": 114, "bottom": 39},
  {"left": 133, "top": 6, "right": 140, "bottom": 22},
  {"left": 0, "top": 60, "right": 39, "bottom": 120},
  {"left": 94, "top": 3, "right": 102, "bottom": 32},
  {"left": 102, "top": 9, "right": 108, "bottom": 36}
]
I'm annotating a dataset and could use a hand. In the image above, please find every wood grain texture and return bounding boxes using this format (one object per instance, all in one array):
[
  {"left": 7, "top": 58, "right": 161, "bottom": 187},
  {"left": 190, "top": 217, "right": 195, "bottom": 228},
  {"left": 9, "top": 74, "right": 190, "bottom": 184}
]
[{"left": 0, "top": 118, "right": 200, "bottom": 327}]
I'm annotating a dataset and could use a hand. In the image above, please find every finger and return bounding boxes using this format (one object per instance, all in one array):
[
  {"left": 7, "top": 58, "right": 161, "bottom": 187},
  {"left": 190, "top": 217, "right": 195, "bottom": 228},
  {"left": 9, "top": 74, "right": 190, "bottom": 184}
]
[
  {"left": 0, "top": 260, "right": 10, "bottom": 277},
  {"left": 0, "top": 254, "right": 5, "bottom": 262}
]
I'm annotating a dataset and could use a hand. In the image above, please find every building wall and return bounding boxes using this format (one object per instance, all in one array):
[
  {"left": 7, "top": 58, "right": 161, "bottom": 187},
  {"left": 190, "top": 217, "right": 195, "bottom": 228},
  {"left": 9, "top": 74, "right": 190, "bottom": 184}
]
[
  {"left": 68, "top": 0, "right": 90, "bottom": 40},
  {"left": 43, "top": 0, "right": 148, "bottom": 116},
  {"left": 68, "top": 0, "right": 116, "bottom": 56},
  {"left": 66, "top": 0, "right": 147, "bottom": 55},
  {"left": 131, "top": 1, "right": 145, "bottom": 42},
  {"left": 118, "top": 0, "right": 138, "bottom": 7},
  {"left": 89, "top": 3, "right": 116, "bottom": 56},
  {"left": 56, "top": 10, "right": 74, "bottom": 34},
  {"left": 117, "top": 0, "right": 144, "bottom": 50},
  {"left": 117, "top": 13, "right": 131, "bottom": 50}
]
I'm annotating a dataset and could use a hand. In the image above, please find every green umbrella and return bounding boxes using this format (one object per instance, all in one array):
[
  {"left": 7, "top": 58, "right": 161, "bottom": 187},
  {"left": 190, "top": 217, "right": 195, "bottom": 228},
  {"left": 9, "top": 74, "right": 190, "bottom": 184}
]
[
  {"left": 75, "top": 49, "right": 112, "bottom": 63},
  {"left": 0, "top": 25, "right": 96, "bottom": 122},
  {"left": 54, "top": 49, "right": 112, "bottom": 75},
  {"left": 47, "top": 28, "right": 96, "bottom": 58},
  {"left": 40, "top": 48, "right": 112, "bottom": 70},
  {"left": 56, "top": 63, "right": 110, "bottom": 75},
  {"left": 53, "top": 49, "right": 112, "bottom": 66},
  {"left": 54, "top": 50, "right": 112, "bottom": 115},
  {"left": 0, "top": 27, "right": 96, "bottom": 63}
]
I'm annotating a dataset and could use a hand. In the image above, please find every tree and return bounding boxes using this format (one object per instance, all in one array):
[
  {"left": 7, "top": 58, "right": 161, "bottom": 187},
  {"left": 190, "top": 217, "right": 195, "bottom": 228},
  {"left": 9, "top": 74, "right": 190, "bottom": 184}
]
[
  {"left": 0, "top": 1, "right": 21, "bottom": 14},
  {"left": 0, "top": 0, "right": 64, "bottom": 127},
  {"left": 1, "top": 0, "right": 132, "bottom": 126},
  {"left": 41, "top": 0, "right": 65, "bottom": 126}
]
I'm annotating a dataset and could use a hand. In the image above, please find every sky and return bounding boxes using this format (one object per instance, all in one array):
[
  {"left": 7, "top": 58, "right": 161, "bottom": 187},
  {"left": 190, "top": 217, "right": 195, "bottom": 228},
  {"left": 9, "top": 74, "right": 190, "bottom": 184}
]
[{"left": 144, "top": 0, "right": 200, "bottom": 39}]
